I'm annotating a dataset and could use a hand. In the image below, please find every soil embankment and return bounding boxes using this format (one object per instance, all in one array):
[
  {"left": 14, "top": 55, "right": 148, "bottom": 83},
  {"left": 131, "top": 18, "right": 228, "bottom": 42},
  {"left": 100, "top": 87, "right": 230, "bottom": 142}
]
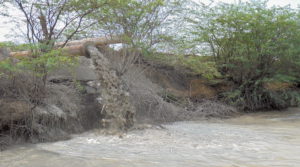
[
  {"left": 0, "top": 43, "right": 135, "bottom": 149},
  {"left": 0, "top": 42, "right": 237, "bottom": 150}
]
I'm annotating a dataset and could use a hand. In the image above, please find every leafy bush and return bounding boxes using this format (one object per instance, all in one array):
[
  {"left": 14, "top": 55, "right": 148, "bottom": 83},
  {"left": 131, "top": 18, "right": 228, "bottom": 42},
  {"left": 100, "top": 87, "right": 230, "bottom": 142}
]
[
  {"left": 222, "top": 86, "right": 300, "bottom": 110},
  {"left": 0, "top": 42, "right": 32, "bottom": 52},
  {"left": 190, "top": 1, "right": 300, "bottom": 110}
]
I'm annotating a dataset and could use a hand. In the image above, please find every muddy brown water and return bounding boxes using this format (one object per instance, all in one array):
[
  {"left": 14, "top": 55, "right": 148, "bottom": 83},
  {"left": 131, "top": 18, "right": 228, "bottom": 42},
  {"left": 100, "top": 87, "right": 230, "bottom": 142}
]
[{"left": 1, "top": 108, "right": 300, "bottom": 167}]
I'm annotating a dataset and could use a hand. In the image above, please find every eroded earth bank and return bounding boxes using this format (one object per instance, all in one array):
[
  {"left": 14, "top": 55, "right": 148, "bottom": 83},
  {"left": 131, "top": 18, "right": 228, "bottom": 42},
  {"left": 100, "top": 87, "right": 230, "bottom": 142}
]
[
  {"left": 1, "top": 42, "right": 300, "bottom": 167},
  {"left": 0, "top": 43, "right": 236, "bottom": 150}
]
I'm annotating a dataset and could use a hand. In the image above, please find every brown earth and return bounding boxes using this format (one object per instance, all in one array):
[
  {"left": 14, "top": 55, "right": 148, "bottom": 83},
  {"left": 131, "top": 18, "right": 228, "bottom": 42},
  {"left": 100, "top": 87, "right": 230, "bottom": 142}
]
[{"left": 1, "top": 37, "right": 296, "bottom": 150}]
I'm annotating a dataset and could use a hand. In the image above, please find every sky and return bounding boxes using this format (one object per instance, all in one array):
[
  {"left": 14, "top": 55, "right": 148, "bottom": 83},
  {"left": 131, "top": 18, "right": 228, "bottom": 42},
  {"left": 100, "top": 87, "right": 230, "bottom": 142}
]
[
  {"left": 199, "top": 0, "right": 299, "bottom": 7},
  {"left": 0, "top": 0, "right": 299, "bottom": 42}
]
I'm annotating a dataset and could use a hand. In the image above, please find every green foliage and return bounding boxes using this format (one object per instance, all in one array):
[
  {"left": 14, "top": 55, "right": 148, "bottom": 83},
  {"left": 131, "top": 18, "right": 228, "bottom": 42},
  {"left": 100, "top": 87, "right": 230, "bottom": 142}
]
[
  {"left": 23, "top": 50, "right": 76, "bottom": 74},
  {"left": 223, "top": 87, "right": 300, "bottom": 110},
  {"left": 0, "top": 42, "right": 31, "bottom": 51},
  {"left": 0, "top": 47, "right": 78, "bottom": 78},
  {"left": 0, "top": 43, "right": 78, "bottom": 106},
  {"left": 179, "top": 56, "right": 220, "bottom": 79},
  {"left": 0, "top": 44, "right": 78, "bottom": 105},
  {"left": 143, "top": 52, "right": 220, "bottom": 79},
  {"left": 189, "top": 1, "right": 300, "bottom": 110},
  {"left": 92, "top": 0, "right": 182, "bottom": 49}
]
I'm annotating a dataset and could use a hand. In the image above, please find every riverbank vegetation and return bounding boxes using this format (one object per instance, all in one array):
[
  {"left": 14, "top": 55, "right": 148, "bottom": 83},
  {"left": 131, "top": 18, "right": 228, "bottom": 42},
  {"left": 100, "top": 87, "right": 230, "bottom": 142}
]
[
  {"left": 187, "top": 1, "right": 300, "bottom": 110},
  {"left": 0, "top": 0, "right": 299, "bottom": 150},
  {"left": 0, "top": 0, "right": 299, "bottom": 111},
  {"left": 150, "top": 0, "right": 300, "bottom": 111},
  {"left": 0, "top": 1, "right": 299, "bottom": 148}
]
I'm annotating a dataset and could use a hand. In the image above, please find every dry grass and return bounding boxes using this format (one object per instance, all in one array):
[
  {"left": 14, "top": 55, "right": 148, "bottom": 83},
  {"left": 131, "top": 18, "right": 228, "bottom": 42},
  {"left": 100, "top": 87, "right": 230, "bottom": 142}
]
[
  {"left": 0, "top": 70, "right": 85, "bottom": 149},
  {"left": 264, "top": 82, "right": 294, "bottom": 91},
  {"left": 122, "top": 66, "right": 181, "bottom": 123},
  {"left": 122, "top": 65, "right": 238, "bottom": 124}
]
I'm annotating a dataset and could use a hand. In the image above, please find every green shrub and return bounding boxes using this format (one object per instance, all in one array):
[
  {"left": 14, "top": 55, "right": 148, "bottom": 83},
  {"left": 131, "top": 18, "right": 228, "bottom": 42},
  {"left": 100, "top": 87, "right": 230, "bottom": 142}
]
[
  {"left": 223, "top": 86, "right": 300, "bottom": 111},
  {"left": 0, "top": 42, "right": 32, "bottom": 52},
  {"left": 190, "top": 1, "right": 300, "bottom": 110}
]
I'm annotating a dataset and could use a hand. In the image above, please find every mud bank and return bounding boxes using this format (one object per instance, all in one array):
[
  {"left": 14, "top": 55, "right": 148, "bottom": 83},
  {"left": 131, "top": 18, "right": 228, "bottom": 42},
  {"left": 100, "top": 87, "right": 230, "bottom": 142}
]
[{"left": 0, "top": 45, "right": 237, "bottom": 150}]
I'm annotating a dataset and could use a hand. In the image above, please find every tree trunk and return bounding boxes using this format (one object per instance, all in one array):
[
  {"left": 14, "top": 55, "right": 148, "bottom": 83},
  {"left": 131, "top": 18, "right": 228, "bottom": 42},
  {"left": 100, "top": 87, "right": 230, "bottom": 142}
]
[{"left": 10, "top": 36, "right": 123, "bottom": 57}]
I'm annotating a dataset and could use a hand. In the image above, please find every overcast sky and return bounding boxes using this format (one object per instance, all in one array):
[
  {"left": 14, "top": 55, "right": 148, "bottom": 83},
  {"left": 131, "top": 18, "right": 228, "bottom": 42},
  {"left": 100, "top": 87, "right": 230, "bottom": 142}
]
[
  {"left": 200, "top": 0, "right": 299, "bottom": 7},
  {"left": 0, "top": 0, "right": 299, "bottom": 42}
]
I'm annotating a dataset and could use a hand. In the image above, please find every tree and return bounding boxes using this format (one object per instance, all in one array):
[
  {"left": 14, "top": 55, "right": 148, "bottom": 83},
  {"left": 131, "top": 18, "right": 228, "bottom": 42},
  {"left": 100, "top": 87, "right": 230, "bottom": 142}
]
[
  {"left": 0, "top": 0, "right": 92, "bottom": 106},
  {"left": 189, "top": 1, "right": 300, "bottom": 110},
  {"left": 11, "top": 0, "right": 98, "bottom": 49},
  {"left": 87, "top": 0, "right": 183, "bottom": 75},
  {"left": 94, "top": 0, "right": 180, "bottom": 47}
]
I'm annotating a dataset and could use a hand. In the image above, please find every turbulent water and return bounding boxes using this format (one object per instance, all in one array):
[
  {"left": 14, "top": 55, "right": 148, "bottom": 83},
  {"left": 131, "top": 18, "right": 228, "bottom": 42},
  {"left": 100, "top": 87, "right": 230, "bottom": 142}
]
[{"left": 1, "top": 108, "right": 300, "bottom": 167}]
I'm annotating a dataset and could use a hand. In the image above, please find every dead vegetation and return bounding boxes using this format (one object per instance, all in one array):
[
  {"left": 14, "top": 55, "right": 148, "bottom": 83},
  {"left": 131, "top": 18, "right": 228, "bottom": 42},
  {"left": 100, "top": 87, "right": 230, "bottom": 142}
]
[
  {"left": 0, "top": 75, "right": 78, "bottom": 149},
  {"left": 1, "top": 44, "right": 240, "bottom": 150},
  {"left": 122, "top": 61, "right": 238, "bottom": 125},
  {"left": 0, "top": 65, "right": 96, "bottom": 150}
]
